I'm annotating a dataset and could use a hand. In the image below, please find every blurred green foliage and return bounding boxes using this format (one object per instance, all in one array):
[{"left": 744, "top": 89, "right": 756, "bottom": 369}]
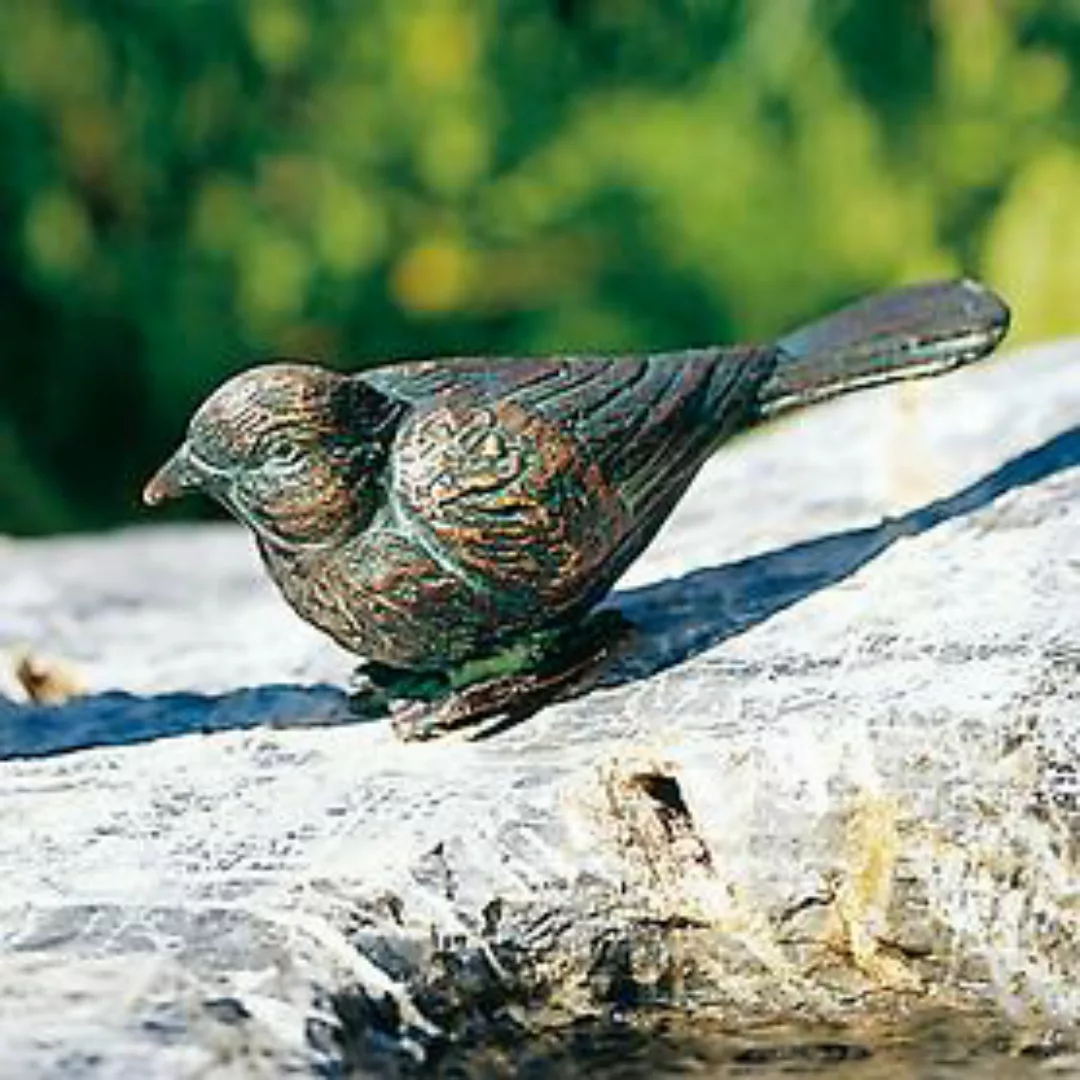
[{"left": 1, "top": 0, "right": 1078, "bottom": 534}]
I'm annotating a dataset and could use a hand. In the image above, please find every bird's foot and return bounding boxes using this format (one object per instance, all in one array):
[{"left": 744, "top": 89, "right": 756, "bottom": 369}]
[
  {"left": 352, "top": 611, "right": 634, "bottom": 742},
  {"left": 346, "top": 662, "right": 449, "bottom": 719}
]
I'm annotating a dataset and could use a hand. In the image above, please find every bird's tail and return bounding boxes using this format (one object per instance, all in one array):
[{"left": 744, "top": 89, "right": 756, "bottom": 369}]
[{"left": 759, "top": 279, "right": 1010, "bottom": 419}]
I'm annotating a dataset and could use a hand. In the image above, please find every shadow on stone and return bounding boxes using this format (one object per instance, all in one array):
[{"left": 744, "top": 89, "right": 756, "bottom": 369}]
[
  {"left": 0, "top": 684, "right": 353, "bottom": 760},
  {"left": 604, "top": 422, "right": 1080, "bottom": 684},
  {"left": 1, "top": 423, "right": 1076, "bottom": 761}
]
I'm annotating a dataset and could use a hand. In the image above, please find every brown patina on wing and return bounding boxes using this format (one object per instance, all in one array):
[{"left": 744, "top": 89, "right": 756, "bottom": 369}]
[
  {"left": 390, "top": 390, "right": 626, "bottom": 610},
  {"left": 380, "top": 346, "right": 776, "bottom": 613}
]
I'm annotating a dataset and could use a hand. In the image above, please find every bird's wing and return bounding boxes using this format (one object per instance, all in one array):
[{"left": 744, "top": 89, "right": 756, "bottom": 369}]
[{"left": 370, "top": 347, "right": 775, "bottom": 611}]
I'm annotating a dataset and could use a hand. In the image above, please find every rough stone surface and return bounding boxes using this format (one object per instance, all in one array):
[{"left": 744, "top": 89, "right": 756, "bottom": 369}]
[{"left": 0, "top": 339, "right": 1078, "bottom": 1075}]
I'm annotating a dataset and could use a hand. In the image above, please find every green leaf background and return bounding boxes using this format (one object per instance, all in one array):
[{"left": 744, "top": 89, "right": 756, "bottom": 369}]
[{"left": 1, "top": 0, "right": 1077, "bottom": 533}]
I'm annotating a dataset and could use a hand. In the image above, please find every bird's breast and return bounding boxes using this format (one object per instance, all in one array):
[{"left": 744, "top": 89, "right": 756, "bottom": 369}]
[{"left": 258, "top": 523, "right": 503, "bottom": 668}]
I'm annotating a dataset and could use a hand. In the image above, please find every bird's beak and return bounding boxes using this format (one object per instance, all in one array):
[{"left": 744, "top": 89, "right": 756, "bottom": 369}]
[{"left": 142, "top": 445, "right": 203, "bottom": 506}]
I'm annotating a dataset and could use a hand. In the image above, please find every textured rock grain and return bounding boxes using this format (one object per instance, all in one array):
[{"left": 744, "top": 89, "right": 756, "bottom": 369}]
[{"left": 0, "top": 339, "right": 1078, "bottom": 1075}]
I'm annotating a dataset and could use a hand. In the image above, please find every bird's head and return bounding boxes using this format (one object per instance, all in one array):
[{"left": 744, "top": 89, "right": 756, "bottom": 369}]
[{"left": 144, "top": 363, "right": 386, "bottom": 550}]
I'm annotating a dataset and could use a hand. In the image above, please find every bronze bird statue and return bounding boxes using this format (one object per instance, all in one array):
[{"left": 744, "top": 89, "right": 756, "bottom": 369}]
[{"left": 144, "top": 279, "right": 1010, "bottom": 738}]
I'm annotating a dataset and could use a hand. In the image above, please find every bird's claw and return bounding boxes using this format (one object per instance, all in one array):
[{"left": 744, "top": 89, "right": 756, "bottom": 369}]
[{"left": 388, "top": 611, "right": 636, "bottom": 742}]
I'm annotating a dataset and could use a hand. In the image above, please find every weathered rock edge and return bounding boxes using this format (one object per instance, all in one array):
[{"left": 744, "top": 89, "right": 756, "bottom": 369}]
[{"left": 0, "top": 339, "right": 1077, "bottom": 1076}]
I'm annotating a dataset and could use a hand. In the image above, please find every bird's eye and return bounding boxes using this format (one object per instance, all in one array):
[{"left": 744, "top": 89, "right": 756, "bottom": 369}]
[{"left": 263, "top": 438, "right": 303, "bottom": 468}]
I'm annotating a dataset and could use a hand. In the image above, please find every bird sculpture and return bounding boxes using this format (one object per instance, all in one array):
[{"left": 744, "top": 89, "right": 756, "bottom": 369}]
[{"left": 144, "top": 279, "right": 1010, "bottom": 738}]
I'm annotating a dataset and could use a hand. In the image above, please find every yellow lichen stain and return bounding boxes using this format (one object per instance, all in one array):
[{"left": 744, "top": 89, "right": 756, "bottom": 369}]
[
  {"left": 10, "top": 648, "right": 84, "bottom": 705},
  {"left": 829, "top": 793, "right": 922, "bottom": 991}
]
